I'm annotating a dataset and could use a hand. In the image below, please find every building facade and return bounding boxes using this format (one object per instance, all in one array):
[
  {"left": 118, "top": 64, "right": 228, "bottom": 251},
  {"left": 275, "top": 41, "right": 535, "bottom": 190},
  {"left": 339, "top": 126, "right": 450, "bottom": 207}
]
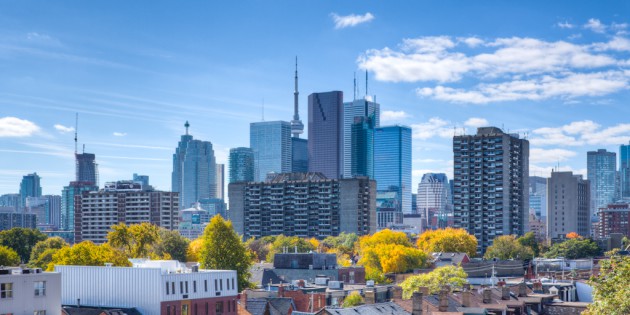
[
  {"left": 250, "top": 121, "right": 292, "bottom": 182},
  {"left": 547, "top": 171, "right": 590, "bottom": 240},
  {"left": 0, "top": 194, "right": 19, "bottom": 211},
  {"left": 597, "top": 202, "right": 630, "bottom": 239},
  {"left": 216, "top": 164, "right": 225, "bottom": 200},
  {"left": 228, "top": 172, "right": 376, "bottom": 239},
  {"left": 19, "top": 173, "right": 42, "bottom": 210},
  {"left": 587, "top": 149, "right": 616, "bottom": 220},
  {"left": 0, "top": 268, "right": 61, "bottom": 315},
  {"left": 308, "top": 91, "right": 344, "bottom": 179},
  {"left": 620, "top": 142, "right": 630, "bottom": 198},
  {"left": 452, "top": 127, "right": 530, "bottom": 254},
  {"left": 529, "top": 176, "right": 548, "bottom": 219},
  {"left": 374, "top": 125, "right": 412, "bottom": 214},
  {"left": 75, "top": 152, "right": 99, "bottom": 185},
  {"left": 133, "top": 173, "right": 150, "bottom": 189},
  {"left": 416, "top": 173, "right": 451, "bottom": 230},
  {"left": 342, "top": 98, "right": 380, "bottom": 179},
  {"left": 291, "top": 137, "right": 309, "bottom": 173},
  {"left": 172, "top": 121, "right": 217, "bottom": 209},
  {"left": 229, "top": 147, "right": 255, "bottom": 183},
  {"left": 56, "top": 260, "right": 238, "bottom": 315},
  {"left": 60, "top": 181, "right": 98, "bottom": 236},
  {"left": 179, "top": 203, "right": 211, "bottom": 240},
  {"left": 74, "top": 181, "right": 179, "bottom": 244},
  {"left": 0, "top": 209, "right": 36, "bottom": 230},
  {"left": 350, "top": 116, "right": 375, "bottom": 178},
  {"left": 25, "top": 195, "right": 60, "bottom": 229}
]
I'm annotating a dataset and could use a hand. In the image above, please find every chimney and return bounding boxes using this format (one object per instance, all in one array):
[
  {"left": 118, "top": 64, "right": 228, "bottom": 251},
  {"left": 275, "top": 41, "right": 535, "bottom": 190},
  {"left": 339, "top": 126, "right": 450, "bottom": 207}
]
[
  {"left": 518, "top": 282, "right": 528, "bottom": 297},
  {"left": 278, "top": 284, "right": 285, "bottom": 298},
  {"left": 497, "top": 279, "right": 506, "bottom": 287},
  {"left": 482, "top": 288, "right": 492, "bottom": 304},
  {"left": 241, "top": 290, "right": 248, "bottom": 310},
  {"left": 391, "top": 286, "right": 403, "bottom": 300},
  {"left": 501, "top": 286, "right": 510, "bottom": 300},
  {"left": 419, "top": 286, "right": 429, "bottom": 295},
  {"left": 438, "top": 288, "right": 449, "bottom": 312},
  {"left": 364, "top": 288, "right": 376, "bottom": 304},
  {"left": 533, "top": 280, "right": 543, "bottom": 293},
  {"left": 412, "top": 291, "right": 423, "bottom": 315},
  {"left": 462, "top": 290, "right": 472, "bottom": 307}
]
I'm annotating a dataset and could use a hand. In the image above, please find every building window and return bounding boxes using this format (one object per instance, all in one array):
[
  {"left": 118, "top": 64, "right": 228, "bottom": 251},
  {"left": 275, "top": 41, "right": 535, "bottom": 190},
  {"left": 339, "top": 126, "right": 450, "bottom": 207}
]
[
  {"left": 180, "top": 281, "right": 183, "bottom": 294},
  {"left": 1, "top": 283, "right": 13, "bottom": 299},
  {"left": 185, "top": 281, "right": 189, "bottom": 293},
  {"left": 34, "top": 281, "right": 46, "bottom": 296},
  {"left": 194, "top": 304, "right": 198, "bottom": 315},
  {"left": 232, "top": 278, "right": 235, "bottom": 291},
  {"left": 194, "top": 280, "right": 197, "bottom": 293},
  {"left": 172, "top": 282, "right": 175, "bottom": 294},
  {"left": 215, "top": 302, "right": 223, "bottom": 314},
  {"left": 182, "top": 304, "right": 188, "bottom": 315},
  {"left": 214, "top": 279, "right": 218, "bottom": 291},
  {"left": 205, "top": 280, "right": 208, "bottom": 292},
  {"left": 205, "top": 302, "right": 208, "bottom": 315},
  {"left": 228, "top": 300, "right": 231, "bottom": 312},
  {"left": 220, "top": 279, "right": 223, "bottom": 291},
  {"left": 34, "top": 312, "right": 46, "bottom": 315},
  {"left": 166, "top": 282, "right": 170, "bottom": 295},
  {"left": 167, "top": 305, "right": 171, "bottom": 315}
]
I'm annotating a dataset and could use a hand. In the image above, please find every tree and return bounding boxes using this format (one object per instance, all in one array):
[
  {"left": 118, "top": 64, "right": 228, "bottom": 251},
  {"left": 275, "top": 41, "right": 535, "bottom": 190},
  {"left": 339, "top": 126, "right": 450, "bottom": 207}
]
[
  {"left": 544, "top": 238, "right": 602, "bottom": 259},
  {"left": 517, "top": 232, "right": 541, "bottom": 257},
  {"left": 266, "top": 235, "right": 315, "bottom": 262},
  {"left": 154, "top": 229, "right": 190, "bottom": 262},
  {"left": 0, "top": 245, "right": 20, "bottom": 266},
  {"left": 187, "top": 238, "right": 204, "bottom": 262},
  {"left": 484, "top": 235, "right": 534, "bottom": 260},
  {"left": 48, "top": 241, "right": 130, "bottom": 271},
  {"left": 245, "top": 237, "right": 273, "bottom": 262},
  {"left": 358, "top": 230, "right": 427, "bottom": 282},
  {"left": 107, "top": 223, "right": 163, "bottom": 258},
  {"left": 199, "top": 215, "right": 253, "bottom": 291},
  {"left": 29, "top": 237, "right": 69, "bottom": 269},
  {"left": 342, "top": 291, "right": 363, "bottom": 307},
  {"left": 0, "top": 228, "right": 47, "bottom": 262},
  {"left": 323, "top": 232, "right": 358, "bottom": 256},
  {"left": 400, "top": 265, "right": 468, "bottom": 299},
  {"left": 566, "top": 232, "right": 580, "bottom": 239},
  {"left": 416, "top": 228, "right": 478, "bottom": 257},
  {"left": 585, "top": 255, "right": 630, "bottom": 315}
]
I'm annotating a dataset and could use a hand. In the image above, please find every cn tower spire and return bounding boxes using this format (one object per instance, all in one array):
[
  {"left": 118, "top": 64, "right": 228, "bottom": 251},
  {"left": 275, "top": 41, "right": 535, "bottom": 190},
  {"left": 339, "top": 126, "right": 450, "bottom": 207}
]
[{"left": 290, "top": 56, "right": 304, "bottom": 138}]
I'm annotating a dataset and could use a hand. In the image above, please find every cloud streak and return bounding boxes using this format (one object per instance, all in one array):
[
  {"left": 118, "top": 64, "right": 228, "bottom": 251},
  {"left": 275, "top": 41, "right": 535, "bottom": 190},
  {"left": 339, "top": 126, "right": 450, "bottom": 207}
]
[
  {"left": 331, "top": 12, "right": 374, "bottom": 29},
  {"left": 0, "top": 117, "right": 41, "bottom": 137},
  {"left": 54, "top": 124, "right": 74, "bottom": 133}
]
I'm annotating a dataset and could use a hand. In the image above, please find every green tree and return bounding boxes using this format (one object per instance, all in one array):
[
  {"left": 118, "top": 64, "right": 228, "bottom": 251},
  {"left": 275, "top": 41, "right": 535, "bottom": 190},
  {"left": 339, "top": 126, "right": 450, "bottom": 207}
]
[
  {"left": 484, "top": 235, "right": 534, "bottom": 260},
  {"left": 416, "top": 228, "right": 478, "bottom": 257},
  {"left": 0, "top": 245, "right": 20, "bottom": 266},
  {"left": 323, "top": 232, "right": 359, "bottom": 256},
  {"left": 0, "top": 228, "right": 47, "bottom": 262},
  {"left": 153, "top": 229, "right": 190, "bottom": 262},
  {"left": 400, "top": 265, "right": 468, "bottom": 299},
  {"left": 342, "top": 291, "right": 363, "bottom": 307},
  {"left": 200, "top": 216, "right": 253, "bottom": 291},
  {"left": 544, "top": 238, "right": 602, "bottom": 259},
  {"left": 29, "top": 237, "right": 69, "bottom": 268},
  {"left": 517, "top": 232, "right": 541, "bottom": 257},
  {"left": 585, "top": 255, "right": 630, "bottom": 315},
  {"left": 107, "top": 223, "right": 163, "bottom": 258},
  {"left": 48, "top": 241, "right": 130, "bottom": 271},
  {"left": 266, "top": 235, "right": 315, "bottom": 262}
]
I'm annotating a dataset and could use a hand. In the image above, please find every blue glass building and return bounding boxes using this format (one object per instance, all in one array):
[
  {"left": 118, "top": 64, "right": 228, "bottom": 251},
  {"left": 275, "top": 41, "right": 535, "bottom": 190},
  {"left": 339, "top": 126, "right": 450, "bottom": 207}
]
[
  {"left": 308, "top": 91, "right": 344, "bottom": 179},
  {"left": 250, "top": 121, "right": 292, "bottom": 181},
  {"left": 587, "top": 149, "right": 616, "bottom": 218},
  {"left": 291, "top": 138, "right": 308, "bottom": 173},
  {"left": 343, "top": 98, "right": 379, "bottom": 178},
  {"left": 374, "top": 125, "right": 412, "bottom": 214},
  {"left": 351, "top": 116, "right": 375, "bottom": 178},
  {"left": 19, "top": 173, "right": 42, "bottom": 210},
  {"left": 229, "top": 147, "right": 255, "bottom": 183},
  {"left": 621, "top": 142, "right": 630, "bottom": 198}
]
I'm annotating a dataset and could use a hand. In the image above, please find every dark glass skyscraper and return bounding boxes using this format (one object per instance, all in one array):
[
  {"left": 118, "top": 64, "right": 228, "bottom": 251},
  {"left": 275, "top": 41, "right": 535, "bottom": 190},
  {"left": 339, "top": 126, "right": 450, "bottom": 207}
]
[
  {"left": 351, "top": 116, "right": 374, "bottom": 178},
  {"left": 620, "top": 142, "right": 630, "bottom": 198},
  {"left": 343, "top": 98, "right": 379, "bottom": 178},
  {"left": 587, "top": 149, "right": 616, "bottom": 219},
  {"left": 229, "top": 147, "right": 255, "bottom": 183},
  {"left": 76, "top": 153, "right": 98, "bottom": 185},
  {"left": 308, "top": 91, "right": 344, "bottom": 179},
  {"left": 291, "top": 138, "right": 308, "bottom": 173},
  {"left": 374, "top": 125, "right": 412, "bottom": 214},
  {"left": 19, "top": 173, "right": 42, "bottom": 210}
]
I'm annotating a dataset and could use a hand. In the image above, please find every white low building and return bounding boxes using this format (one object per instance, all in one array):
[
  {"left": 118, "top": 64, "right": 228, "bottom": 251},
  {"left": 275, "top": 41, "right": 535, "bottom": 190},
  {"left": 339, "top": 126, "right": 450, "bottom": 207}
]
[
  {"left": 0, "top": 268, "right": 61, "bottom": 315},
  {"left": 56, "top": 259, "right": 238, "bottom": 315}
]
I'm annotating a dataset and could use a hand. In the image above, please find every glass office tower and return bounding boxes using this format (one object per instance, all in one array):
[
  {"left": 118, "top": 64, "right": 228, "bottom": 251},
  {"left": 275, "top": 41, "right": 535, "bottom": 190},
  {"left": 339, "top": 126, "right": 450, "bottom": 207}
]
[
  {"left": 308, "top": 91, "right": 344, "bottom": 179},
  {"left": 229, "top": 147, "right": 255, "bottom": 183},
  {"left": 587, "top": 149, "right": 616, "bottom": 219},
  {"left": 620, "top": 142, "right": 630, "bottom": 198},
  {"left": 250, "top": 121, "right": 292, "bottom": 182},
  {"left": 343, "top": 98, "right": 380, "bottom": 178},
  {"left": 374, "top": 125, "right": 412, "bottom": 214}
]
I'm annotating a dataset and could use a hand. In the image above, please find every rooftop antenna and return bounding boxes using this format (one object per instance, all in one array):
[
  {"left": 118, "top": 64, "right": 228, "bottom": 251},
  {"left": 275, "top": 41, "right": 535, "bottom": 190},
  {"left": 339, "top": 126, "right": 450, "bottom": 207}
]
[
  {"left": 74, "top": 113, "right": 78, "bottom": 154},
  {"left": 353, "top": 72, "right": 357, "bottom": 101},
  {"left": 365, "top": 70, "right": 368, "bottom": 97},
  {"left": 82, "top": 144, "right": 85, "bottom": 154},
  {"left": 185, "top": 121, "right": 190, "bottom": 135}
]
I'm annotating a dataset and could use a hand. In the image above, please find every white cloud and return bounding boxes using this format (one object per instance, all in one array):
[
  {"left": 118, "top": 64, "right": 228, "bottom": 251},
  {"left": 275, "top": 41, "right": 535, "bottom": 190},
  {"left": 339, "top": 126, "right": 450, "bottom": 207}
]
[
  {"left": 592, "top": 36, "right": 630, "bottom": 52},
  {"left": 381, "top": 110, "right": 410, "bottom": 123},
  {"left": 54, "top": 124, "right": 74, "bottom": 133},
  {"left": 113, "top": 132, "right": 127, "bottom": 137},
  {"left": 530, "top": 120, "right": 630, "bottom": 146},
  {"left": 530, "top": 148, "right": 577, "bottom": 163},
  {"left": 464, "top": 117, "right": 489, "bottom": 128},
  {"left": 558, "top": 21, "right": 575, "bottom": 29},
  {"left": 410, "top": 117, "right": 454, "bottom": 140},
  {"left": 584, "top": 18, "right": 606, "bottom": 33},
  {"left": 0, "top": 117, "right": 40, "bottom": 137},
  {"left": 460, "top": 37, "right": 484, "bottom": 47},
  {"left": 330, "top": 12, "right": 374, "bottom": 29}
]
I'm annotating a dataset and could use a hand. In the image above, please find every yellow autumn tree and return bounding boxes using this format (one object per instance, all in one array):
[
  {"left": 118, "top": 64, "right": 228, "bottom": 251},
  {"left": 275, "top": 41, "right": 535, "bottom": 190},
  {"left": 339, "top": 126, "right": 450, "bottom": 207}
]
[
  {"left": 358, "top": 229, "right": 427, "bottom": 283},
  {"left": 416, "top": 228, "right": 478, "bottom": 257},
  {"left": 186, "top": 238, "right": 204, "bottom": 262},
  {"left": 47, "top": 241, "right": 130, "bottom": 271}
]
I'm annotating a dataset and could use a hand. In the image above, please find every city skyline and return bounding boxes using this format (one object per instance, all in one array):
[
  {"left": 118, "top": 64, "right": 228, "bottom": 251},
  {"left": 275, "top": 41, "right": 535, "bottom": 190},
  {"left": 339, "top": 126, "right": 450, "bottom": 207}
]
[{"left": 1, "top": 1, "right": 630, "bottom": 195}]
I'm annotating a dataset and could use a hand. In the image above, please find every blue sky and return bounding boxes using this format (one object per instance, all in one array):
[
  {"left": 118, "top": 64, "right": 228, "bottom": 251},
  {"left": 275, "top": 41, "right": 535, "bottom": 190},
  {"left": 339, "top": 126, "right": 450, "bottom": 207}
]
[{"left": 1, "top": 1, "right": 629, "bottom": 195}]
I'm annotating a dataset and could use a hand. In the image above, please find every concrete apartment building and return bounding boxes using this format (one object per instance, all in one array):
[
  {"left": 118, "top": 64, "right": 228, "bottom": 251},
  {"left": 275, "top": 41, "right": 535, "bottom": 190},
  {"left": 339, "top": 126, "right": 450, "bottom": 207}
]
[
  {"left": 56, "top": 260, "right": 237, "bottom": 315},
  {"left": 452, "top": 127, "right": 529, "bottom": 253},
  {"left": 597, "top": 202, "right": 630, "bottom": 239},
  {"left": 74, "top": 181, "right": 179, "bottom": 244},
  {"left": 0, "top": 268, "right": 61, "bottom": 315},
  {"left": 228, "top": 172, "right": 376, "bottom": 239},
  {"left": 547, "top": 171, "right": 590, "bottom": 240}
]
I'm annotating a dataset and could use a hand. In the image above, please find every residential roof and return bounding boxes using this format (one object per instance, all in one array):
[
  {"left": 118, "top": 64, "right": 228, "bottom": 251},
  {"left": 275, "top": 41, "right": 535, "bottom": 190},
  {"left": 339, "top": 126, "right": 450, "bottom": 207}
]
[
  {"left": 246, "top": 298, "right": 296, "bottom": 315},
  {"left": 62, "top": 306, "right": 142, "bottom": 315},
  {"left": 432, "top": 252, "right": 469, "bottom": 265},
  {"left": 319, "top": 302, "right": 410, "bottom": 315}
]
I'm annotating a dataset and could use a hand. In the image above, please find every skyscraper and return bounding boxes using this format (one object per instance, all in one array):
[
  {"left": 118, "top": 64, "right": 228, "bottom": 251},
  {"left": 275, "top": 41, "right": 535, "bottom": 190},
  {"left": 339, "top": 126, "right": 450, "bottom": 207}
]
[
  {"left": 374, "top": 125, "right": 412, "bottom": 214},
  {"left": 417, "top": 173, "right": 451, "bottom": 230},
  {"left": 308, "top": 91, "right": 344, "bottom": 179},
  {"left": 291, "top": 138, "right": 308, "bottom": 173},
  {"left": 229, "top": 147, "right": 255, "bottom": 183},
  {"left": 453, "top": 127, "right": 529, "bottom": 254},
  {"left": 620, "top": 142, "right": 630, "bottom": 198},
  {"left": 75, "top": 153, "right": 98, "bottom": 185},
  {"left": 587, "top": 149, "right": 616, "bottom": 219},
  {"left": 19, "top": 173, "right": 42, "bottom": 210},
  {"left": 216, "top": 164, "right": 225, "bottom": 200},
  {"left": 133, "top": 173, "right": 150, "bottom": 188},
  {"left": 547, "top": 171, "right": 590, "bottom": 240},
  {"left": 343, "top": 98, "right": 380, "bottom": 178},
  {"left": 351, "top": 116, "right": 375, "bottom": 178},
  {"left": 250, "top": 121, "right": 292, "bottom": 181},
  {"left": 61, "top": 181, "right": 98, "bottom": 233},
  {"left": 529, "top": 176, "right": 548, "bottom": 219},
  {"left": 171, "top": 121, "right": 217, "bottom": 209}
]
